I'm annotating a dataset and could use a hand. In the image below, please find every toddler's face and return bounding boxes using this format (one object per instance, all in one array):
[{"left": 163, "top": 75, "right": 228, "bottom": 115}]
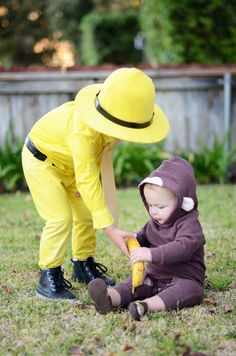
[{"left": 144, "top": 184, "right": 177, "bottom": 224}]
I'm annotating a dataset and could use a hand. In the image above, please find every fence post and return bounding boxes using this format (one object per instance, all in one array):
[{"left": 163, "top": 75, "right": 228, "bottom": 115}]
[{"left": 223, "top": 72, "right": 232, "bottom": 159}]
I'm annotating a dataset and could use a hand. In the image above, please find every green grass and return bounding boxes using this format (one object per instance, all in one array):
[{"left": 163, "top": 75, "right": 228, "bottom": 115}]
[{"left": 0, "top": 186, "right": 235, "bottom": 356}]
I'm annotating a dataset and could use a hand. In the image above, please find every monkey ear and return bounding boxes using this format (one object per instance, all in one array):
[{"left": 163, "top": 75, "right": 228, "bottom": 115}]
[
  {"left": 138, "top": 176, "right": 163, "bottom": 187},
  {"left": 181, "top": 197, "right": 194, "bottom": 211}
]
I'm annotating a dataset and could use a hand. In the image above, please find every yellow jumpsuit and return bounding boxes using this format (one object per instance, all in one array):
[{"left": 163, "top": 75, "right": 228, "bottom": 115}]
[{"left": 21, "top": 100, "right": 117, "bottom": 268}]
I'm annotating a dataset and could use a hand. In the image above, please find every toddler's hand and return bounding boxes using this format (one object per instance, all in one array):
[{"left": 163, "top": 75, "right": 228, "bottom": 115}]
[{"left": 130, "top": 247, "right": 152, "bottom": 264}]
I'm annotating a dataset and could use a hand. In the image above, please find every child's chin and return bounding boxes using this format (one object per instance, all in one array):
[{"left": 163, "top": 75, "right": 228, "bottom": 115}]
[{"left": 154, "top": 218, "right": 163, "bottom": 224}]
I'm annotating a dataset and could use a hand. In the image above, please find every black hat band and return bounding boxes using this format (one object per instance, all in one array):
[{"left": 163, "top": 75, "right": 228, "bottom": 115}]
[{"left": 95, "top": 93, "right": 153, "bottom": 129}]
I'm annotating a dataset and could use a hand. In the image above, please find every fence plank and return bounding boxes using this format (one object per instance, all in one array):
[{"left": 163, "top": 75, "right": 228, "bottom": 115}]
[
  {"left": 0, "top": 70, "right": 235, "bottom": 152},
  {"left": 0, "top": 95, "right": 11, "bottom": 145}
]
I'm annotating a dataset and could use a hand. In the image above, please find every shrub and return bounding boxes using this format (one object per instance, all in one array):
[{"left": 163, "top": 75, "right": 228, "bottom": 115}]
[
  {"left": 80, "top": 10, "right": 141, "bottom": 65},
  {"left": 0, "top": 134, "right": 235, "bottom": 193},
  {"left": 140, "top": 0, "right": 182, "bottom": 66},
  {"left": 0, "top": 134, "right": 25, "bottom": 192},
  {"left": 113, "top": 142, "right": 170, "bottom": 186},
  {"left": 177, "top": 135, "right": 236, "bottom": 184},
  {"left": 140, "top": 0, "right": 236, "bottom": 65}
]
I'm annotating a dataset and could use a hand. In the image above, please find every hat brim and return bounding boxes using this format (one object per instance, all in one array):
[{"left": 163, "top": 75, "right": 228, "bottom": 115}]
[{"left": 75, "top": 84, "right": 170, "bottom": 143}]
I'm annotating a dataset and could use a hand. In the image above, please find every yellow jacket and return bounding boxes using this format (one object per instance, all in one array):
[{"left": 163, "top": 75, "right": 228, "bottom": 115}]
[{"left": 29, "top": 101, "right": 117, "bottom": 229}]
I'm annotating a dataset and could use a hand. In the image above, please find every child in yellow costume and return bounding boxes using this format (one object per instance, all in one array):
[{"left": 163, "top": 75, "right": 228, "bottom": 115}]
[{"left": 21, "top": 68, "right": 170, "bottom": 301}]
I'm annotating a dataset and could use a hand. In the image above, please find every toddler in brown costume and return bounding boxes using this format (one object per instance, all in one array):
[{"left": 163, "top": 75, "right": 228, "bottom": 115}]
[{"left": 88, "top": 157, "right": 206, "bottom": 320}]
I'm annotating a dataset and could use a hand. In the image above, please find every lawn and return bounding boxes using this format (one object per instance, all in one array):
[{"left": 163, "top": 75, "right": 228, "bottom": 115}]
[{"left": 0, "top": 186, "right": 235, "bottom": 356}]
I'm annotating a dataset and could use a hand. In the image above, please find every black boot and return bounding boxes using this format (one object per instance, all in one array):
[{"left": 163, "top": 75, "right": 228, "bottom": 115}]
[
  {"left": 71, "top": 257, "right": 115, "bottom": 286},
  {"left": 36, "top": 266, "right": 76, "bottom": 301}
]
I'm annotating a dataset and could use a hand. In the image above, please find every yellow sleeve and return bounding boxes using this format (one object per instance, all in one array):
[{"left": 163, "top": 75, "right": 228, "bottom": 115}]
[{"left": 67, "top": 126, "right": 114, "bottom": 230}]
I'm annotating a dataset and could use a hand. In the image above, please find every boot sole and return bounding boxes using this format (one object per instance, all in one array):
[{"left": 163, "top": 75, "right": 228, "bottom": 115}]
[
  {"left": 36, "top": 291, "right": 76, "bottom": 302},
  {"left": 88, "top": 278, "right": 112, "bottom": 314}
]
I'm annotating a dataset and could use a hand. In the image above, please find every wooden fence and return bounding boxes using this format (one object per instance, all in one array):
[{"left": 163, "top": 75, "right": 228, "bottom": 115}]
[{"left": 0, "top": 67, "right": 235, "bottom": 152}]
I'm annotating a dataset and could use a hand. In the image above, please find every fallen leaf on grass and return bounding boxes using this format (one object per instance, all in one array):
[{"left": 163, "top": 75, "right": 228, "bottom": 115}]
[
  {"left": 122, "top": 322, "right": 129, "bottom": 330},
  {"left": 217, "top": 345, "right": 226, "bottom": 351},
  {"left": 174, "top": 333, "right": 182, "bottom": 340},
  {"left": 76, "top": 302, "right": 92, "bottom": 310},
  {"left": 35, "top": 271, "right": 41, "bottom": 279},
  {"left": 230, "top": 281, "right": 236, "bottom": 289},
  {"left": 122, "top": 322, "right": 137, "bottom": 331},
  {"left": 183, "top": 346, "right": 208, "bottom": 356},
  {"left": 208, "top": 309, "right": 216, "bottom": 314},
  {"left": 23, "top": 211, "right": 30, "bottom": 219},
  {"left": 123, "top": 343, "right": 134, "bottom": 351},
  {"left": 69, "top": 346, "right": 84, "bottom": 356},
  {"left": 225, "top": 303, "right": 233, "bottom": 313},
  {"left": 94, "top": 337, "right": 103, "bottom": 347},
  {"left": 206, "top": 251, "right": 216, "bottom": 258},
  {"left": 1, "top": 286, "right": 10, "bottom": 294},
  {"left": 203, "top": 297, "right": 217, "bottom": 306},
  {"left": 24, "top": 194, "right": 32, "bottom": 202}
]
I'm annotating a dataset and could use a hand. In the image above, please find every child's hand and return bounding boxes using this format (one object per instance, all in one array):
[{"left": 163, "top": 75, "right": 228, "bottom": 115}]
[
  {"left": 104, "top": 226, "right": 133, "bottom": 257},
  {"left": 130, "top": 247, "right": 152, "bottom": 264}
]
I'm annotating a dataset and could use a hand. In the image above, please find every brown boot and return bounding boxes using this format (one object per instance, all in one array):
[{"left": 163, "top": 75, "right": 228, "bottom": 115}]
[
  {"left": 128, "top": 301, "right": 148, "bottom": 321},
  {"left": 88, "top": 278, "right": 113, "bottom": 314}
]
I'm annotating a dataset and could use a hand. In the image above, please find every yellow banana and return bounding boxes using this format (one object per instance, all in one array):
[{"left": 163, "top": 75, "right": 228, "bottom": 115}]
[{"left": 126, "top": 237, "right": 144, "bottom": 294}]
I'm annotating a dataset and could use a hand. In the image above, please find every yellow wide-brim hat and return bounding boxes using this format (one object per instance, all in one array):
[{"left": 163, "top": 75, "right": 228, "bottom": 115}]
[{"left": 75, "top": 67, "right": 170, "bottom": 143}]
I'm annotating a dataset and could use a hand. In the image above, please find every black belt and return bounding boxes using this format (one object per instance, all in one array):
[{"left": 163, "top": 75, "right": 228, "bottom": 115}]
[{"left": 25, "top": 136, "right": 47, "bottom": 161}]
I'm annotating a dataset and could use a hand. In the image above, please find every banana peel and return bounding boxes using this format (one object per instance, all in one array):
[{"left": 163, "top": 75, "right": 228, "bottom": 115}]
[{"left": 126, "top": 237, "right": 144, "bottom": 294}]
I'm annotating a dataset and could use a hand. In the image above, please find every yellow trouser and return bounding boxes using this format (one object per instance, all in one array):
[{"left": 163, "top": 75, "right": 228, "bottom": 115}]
[{"left": 21, "top": 145, "right": 96, "bottom": 268}]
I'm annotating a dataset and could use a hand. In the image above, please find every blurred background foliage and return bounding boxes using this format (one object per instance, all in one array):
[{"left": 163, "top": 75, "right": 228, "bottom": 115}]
[
  {"left": 0, "top": 0, "right": 236, "bottom": 68},
  {"left": 80, "top": 10, "right": 141, "bottom": 65},
  {"left": 1, "top": 0, "right": 236, "bottom": 192},
  {"left": 1, "top": 135, "right": 236, "bottom": 192}
]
